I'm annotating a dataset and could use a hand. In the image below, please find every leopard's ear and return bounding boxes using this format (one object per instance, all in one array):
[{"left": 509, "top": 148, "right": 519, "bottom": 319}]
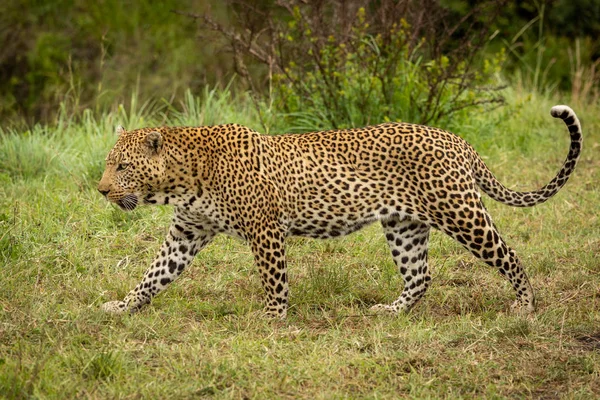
[
  {"left": 145, "top": 131, "right": 163, "bottom": 155},
  {"left": 116, "top": 125, "right": 126, "bottom": 136}
]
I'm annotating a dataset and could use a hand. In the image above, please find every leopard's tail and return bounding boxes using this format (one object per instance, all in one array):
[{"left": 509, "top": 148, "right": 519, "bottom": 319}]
[{"left": 473, "top": 105, "right": 582, "bottom": 207}]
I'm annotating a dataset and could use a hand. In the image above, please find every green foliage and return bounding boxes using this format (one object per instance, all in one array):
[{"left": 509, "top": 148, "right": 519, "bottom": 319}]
[
  {"left": 548, "top": 0, "right": 600, "bottom": 39},
  {"left": 198, "top": 1, "right": 510, "bottom": 131},
  {"left": 477, "top": 0, "right": 600, "bottom": 97},
  {"left": 0, "top": 0, "right": 229, "bottom": 126},
  {"left": 273, "top": 8, "right": 505, "bottom": 130}
]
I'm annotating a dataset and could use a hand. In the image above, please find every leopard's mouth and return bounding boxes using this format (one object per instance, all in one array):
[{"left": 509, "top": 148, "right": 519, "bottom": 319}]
[{"left": 116, "top": 194, "right": 138, "bottom": 211}]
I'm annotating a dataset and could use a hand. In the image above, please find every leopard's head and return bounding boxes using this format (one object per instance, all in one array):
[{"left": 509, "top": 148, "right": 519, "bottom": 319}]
[{"left": 98, "top": 126, "right": 166, "bottom": 211}]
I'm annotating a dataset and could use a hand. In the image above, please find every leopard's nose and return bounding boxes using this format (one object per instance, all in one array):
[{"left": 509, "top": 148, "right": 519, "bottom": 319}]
[{"left": 98, "top": 188, "right": 110, "bottom": 196}]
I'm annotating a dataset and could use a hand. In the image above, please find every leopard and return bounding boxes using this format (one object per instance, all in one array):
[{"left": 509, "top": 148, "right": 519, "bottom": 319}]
[{"left": 98, "top": 105, "right": 582, "bottom": 318}]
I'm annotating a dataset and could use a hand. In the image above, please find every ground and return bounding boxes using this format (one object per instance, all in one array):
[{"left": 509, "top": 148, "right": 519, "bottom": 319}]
[{"left": 0, "top": 92, "right": 599, "bottom": 398}]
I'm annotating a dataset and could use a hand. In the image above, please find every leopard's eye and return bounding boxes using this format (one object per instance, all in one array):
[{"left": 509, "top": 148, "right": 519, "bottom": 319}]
[{"left": 116, "top": 163, "right": 129, "bottom": 172}]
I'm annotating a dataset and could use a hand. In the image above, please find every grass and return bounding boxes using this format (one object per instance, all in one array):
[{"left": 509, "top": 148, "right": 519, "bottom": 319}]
[{"left": 1, "top": 88, "right": 599, "bottom": 399}]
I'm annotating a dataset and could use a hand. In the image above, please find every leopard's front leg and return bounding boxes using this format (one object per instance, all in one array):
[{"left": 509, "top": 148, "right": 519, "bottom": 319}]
[{"left": 102, "top": 217, "right": 215, "bottom": 314}]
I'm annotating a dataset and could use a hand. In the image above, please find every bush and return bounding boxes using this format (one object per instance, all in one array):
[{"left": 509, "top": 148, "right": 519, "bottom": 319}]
[
  {"left": 272, "top": 7, "right": 506, "bottom": 130},
  {"left": 192, "top": 0, "right": 507, "bottom": 130}
]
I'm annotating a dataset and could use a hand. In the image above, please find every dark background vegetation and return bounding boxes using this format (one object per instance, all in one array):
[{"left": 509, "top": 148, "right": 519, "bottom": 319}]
[{"left": 1, "top": 0, "right": 599, "bottom": 127}]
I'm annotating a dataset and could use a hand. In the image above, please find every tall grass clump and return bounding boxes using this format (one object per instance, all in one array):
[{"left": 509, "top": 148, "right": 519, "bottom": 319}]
[
  {"left": 502, "top": 2, "right": 557, "bottom": 95},
  {"left": 0, "top": 85, "right": 262, "bottom": 188},
  {"left": 0, "top": 130, "right": 72, "bottom": 181},
  {"left": 501, "top": 2, "right": 600, "bottom": 109},
  {"left": 569, "top": 39, "right": 600, "bottom": 107},
  {"left": 166, "top": 84, "right": 263, "bottom": 129}
]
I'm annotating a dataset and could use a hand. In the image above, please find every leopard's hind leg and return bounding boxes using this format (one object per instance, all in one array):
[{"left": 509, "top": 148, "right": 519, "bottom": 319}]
[
  {"left": 438, "top": 198, "right": 535, "bottom": 314},
  {"left": 371, "top": 218, "right": 431, "bottom": 314}
]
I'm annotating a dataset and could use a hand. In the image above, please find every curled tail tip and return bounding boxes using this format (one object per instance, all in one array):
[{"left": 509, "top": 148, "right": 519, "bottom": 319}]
[{"left": 550, "top": 105, "right": 575, "bottom": 119}]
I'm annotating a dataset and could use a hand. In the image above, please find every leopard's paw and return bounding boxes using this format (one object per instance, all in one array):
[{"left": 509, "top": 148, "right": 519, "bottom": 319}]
[
  {"left": 510, "top": 300, "right": 535, "bottom": 315},
  {"left": 101, "top": 300, "right": 128, "bottom": 314},
  {"left": 262, "top": 306, "right": 287, "bottom": 320},
  {"left": 370, "top": 304, "right": 401, "bottom": 315}
]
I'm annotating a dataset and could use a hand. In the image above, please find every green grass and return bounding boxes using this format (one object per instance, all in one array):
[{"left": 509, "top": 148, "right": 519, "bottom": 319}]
[{"left": 1, "top": 88, "right": 599, "bottom": 399}]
